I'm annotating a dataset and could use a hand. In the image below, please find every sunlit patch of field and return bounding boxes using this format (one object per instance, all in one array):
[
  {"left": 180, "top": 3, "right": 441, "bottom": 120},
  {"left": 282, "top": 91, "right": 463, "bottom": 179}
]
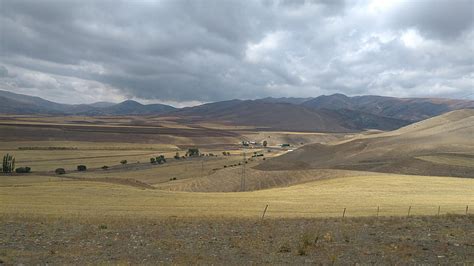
[
  {"left": 1, "top": 174, "right": 472, "bottom": 219},
  {"left": 417, "top": 154, "right": 474, "bottom": 167},
  {"left": 242, "top": 131, "right": 347, "bottom": 147}
]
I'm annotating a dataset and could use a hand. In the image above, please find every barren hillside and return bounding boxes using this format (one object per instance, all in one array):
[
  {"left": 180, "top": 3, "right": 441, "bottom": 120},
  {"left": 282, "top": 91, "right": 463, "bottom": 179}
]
[{"left": 255, "top": 109, "right": 474, "bottom": 178}]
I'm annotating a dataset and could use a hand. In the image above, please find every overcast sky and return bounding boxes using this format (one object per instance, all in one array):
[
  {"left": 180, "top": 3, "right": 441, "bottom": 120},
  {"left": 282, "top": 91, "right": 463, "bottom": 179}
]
[{"left": 0, "top": 0, "right": 473, "bottom": 106}]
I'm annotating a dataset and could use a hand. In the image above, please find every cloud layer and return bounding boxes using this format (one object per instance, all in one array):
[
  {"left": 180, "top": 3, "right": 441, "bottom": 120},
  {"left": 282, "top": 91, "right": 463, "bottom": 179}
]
[{"left": 1, "top": 0, "right": 473, "bottom": 105}]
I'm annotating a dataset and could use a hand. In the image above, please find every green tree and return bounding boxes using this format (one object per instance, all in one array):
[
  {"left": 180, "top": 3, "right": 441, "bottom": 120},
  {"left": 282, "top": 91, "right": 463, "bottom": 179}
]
[
  {"left": 186, "top": 148, "right": 200, "bottom": 157},
  {"left": 263, "top": 140, "right": 268, "bottom": 147},
  {"left": 2, "top": 153, "right": 15, "bottom": 173}
]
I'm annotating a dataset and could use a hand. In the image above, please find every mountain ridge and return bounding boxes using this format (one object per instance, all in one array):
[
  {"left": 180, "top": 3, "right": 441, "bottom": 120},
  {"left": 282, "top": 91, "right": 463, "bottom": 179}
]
[{"left": 1, "top": 89, "right": 472, "bottom": 132}]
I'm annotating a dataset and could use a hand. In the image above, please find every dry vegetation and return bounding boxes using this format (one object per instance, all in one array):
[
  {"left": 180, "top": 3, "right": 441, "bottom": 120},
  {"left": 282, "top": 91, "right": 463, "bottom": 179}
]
[
  {"left": 1, "top": 111, "right": 473, "bottom": 264},
  {"left": 1, "top": 215, "right": 473, "bottom": 264}
]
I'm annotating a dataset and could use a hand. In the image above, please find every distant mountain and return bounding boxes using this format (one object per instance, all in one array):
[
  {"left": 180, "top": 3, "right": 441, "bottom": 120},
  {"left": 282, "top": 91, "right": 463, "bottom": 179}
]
[
  {"left": 301, "top": 94, "right": 474, "bottom": 121},
  {"left": 0, "top": 96, "right": 64, "bottom": 114},
  {"left": 173, "top": 99, "right": 349, "bottom": 132},
  {"left": 81, "top": 100, "right": 176, "bottom": 115},
  {"left": 1, "top": 89, "right": 472, "bottom": 132},
  {"left": 0, "top": 90, "right": 72, "bottom": 113},
  {"left": 88, "top": 102, "right": 116, "bottom": 108},
  {"left": 258, "top": 97, "right": 313, "bottom": 105},
  {"left": 0, "top": 90, "right": 176, "bottom": 116}
]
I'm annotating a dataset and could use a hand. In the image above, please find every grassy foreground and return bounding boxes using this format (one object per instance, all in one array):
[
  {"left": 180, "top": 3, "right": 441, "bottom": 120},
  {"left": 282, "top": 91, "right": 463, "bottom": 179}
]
[
  {"left": 1, "top": 215, "right": 473, "bottom": 264},
  {"left": 1, "top": 174, "right": 473, "bottom": 218}
]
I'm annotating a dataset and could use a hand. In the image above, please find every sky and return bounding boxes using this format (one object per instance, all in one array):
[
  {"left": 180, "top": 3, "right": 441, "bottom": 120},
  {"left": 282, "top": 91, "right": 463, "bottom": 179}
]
[{"left": 0, "top": 0, "right": 473, "bottom": 106}]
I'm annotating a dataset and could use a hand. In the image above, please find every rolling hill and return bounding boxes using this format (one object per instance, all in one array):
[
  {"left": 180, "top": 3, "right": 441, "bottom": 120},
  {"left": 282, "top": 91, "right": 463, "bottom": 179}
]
[
  {"left": 301, "top": 93, "right": 474, "bottom": 121},
  {"left": 256, "top": 109, "right": 474, "bottom": 178}
]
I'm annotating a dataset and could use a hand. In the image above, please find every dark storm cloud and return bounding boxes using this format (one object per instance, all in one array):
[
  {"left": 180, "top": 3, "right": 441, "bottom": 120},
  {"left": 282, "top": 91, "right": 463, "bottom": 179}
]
[{"left": 0, "top": 0, "right": 472, "bottom": 105}]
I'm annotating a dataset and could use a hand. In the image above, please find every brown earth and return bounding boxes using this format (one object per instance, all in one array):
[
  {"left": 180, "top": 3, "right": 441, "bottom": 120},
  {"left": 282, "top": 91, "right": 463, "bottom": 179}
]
[{"left": 1, "top": 215, "right": 473, "bottom": 265}]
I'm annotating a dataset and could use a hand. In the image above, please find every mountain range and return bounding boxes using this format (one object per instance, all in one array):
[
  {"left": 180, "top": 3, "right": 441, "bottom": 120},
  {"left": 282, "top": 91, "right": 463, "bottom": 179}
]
[{"left": 1, "top": 89, "right": 472, "bottom": 132}]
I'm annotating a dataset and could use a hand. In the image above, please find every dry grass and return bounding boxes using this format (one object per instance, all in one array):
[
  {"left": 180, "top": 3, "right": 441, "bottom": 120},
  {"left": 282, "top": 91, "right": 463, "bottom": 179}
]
[
  {"left": 1, "top": 214, "right": 473, "bottom": 264},
  {"left": 1, "top": 174, "right": 472, "bottom": 219}
]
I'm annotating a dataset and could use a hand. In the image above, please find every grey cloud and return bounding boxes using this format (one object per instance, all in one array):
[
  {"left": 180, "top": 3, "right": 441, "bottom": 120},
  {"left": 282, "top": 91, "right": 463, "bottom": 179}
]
[
  {"left": 0, "top": 65, "right": 8, "bottom": 77},
  {"left": 388, "top": 0, "right": 474, "bottom": 39},
  {"left": 0, "top": 0, "right": 472, "bottom": 104}
]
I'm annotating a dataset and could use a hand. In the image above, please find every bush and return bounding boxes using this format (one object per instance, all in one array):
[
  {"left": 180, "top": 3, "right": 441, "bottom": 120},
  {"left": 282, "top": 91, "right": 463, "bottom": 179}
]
[
  {"left": 186, "top": 148, "right": 200, "bottom": 157},
  {"left": 15, "top": 167, "right": 31, "bottom": 173},
  {"left": 77, "top": 165, "right": 87, "bottom": 171},
  {"left": 98, "top": 224, "right": 107, "bottom": 230},
  {"left": 101, "top": 165, "right": 109, "bottom": 170},
  {"left": 169, "top": 177, "right": 177, "bottom": 181},
  {"left": 120, "top": 160, "right": 128, "bottom": 165},
  {"left": 156, "top": 155, "right": 166, "bottom": 164},
  {"left": 55, "top": 168, "right": 66, "bottom": 175},
  {"left": 150, "top": 158, "right": 156, "bottom": 164}
]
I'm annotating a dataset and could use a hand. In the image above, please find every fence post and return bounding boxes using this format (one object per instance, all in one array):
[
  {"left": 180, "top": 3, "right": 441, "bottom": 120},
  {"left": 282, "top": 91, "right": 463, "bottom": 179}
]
[
  {"left": 407, "top": 206, "right": 411, "bottom": 217},
  {"left": 261, "top": 204, "right": 268, "bottom": 221},
  {"left": 376, "top": 206, "right": 380, "bottom": 218},
  {"left": 466, "top": 205, "right": 469, "bottom": 216},
  {"left": 437, "top": 206, "right": 440, "bottom": 216},
  {"left": 342, "top": 208, "right": 346, "bottom": 218}
]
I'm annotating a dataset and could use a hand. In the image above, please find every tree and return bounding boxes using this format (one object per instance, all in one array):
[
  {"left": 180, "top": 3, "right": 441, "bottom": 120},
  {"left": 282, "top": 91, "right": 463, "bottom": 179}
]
[
  {"left": 156, "top": 155, "right": 166, "bottom": 164},
  {"left": 101, "top": 165, "right": 109, "bottom": 170},
  {"left": 150, "top": 158, "right": 156, "bottom": 164},
  {"left": 263, "top": 140, "right": 268, "bottom": 147},
  {"left": 120, "top": 160, "right": 128, "bottom": 165},
  {"left": 2, "top": 153, "right": 15, "bottom": 173},
  {"left": 77, "top": 165, "right": 87, "bottom": 171},
  {"left": 186, "top": 148, "right": 200, "bottom": 157}
]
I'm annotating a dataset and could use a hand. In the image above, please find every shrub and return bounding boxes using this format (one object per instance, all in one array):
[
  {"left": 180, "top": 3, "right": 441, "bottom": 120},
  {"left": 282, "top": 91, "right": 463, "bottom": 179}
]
[
  {"left": 77, "top": 165, "right": 87, "bottom": 171},
  {"left": 186, "top": 148, "right": 200, "bottom": 157},
  {"left": 15, "top": 167, "right": 31, "bottom": 173},
  {"left": 156, "top": 155, "right": 166, "bottom": 164},
  {"left": 101, "top": 165, "right": 109, "bottom": 170},
  {"left": 263, "top": 140, "right": 268, "bottom": 147},
  {"left": 150, "top": 158, "right": 156, "bottom": 164},
  {"left": 55, "top": 168, "right": 66, "bottom": 175},
  {"left": 169, "top": 177, "right": 177, "bottom": 181},
  {"left": 120, "top": 160, "right": 128, "bottom": 165},
  {"left": 98, "top": 224, "right": 107, "bottom": 230}
]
